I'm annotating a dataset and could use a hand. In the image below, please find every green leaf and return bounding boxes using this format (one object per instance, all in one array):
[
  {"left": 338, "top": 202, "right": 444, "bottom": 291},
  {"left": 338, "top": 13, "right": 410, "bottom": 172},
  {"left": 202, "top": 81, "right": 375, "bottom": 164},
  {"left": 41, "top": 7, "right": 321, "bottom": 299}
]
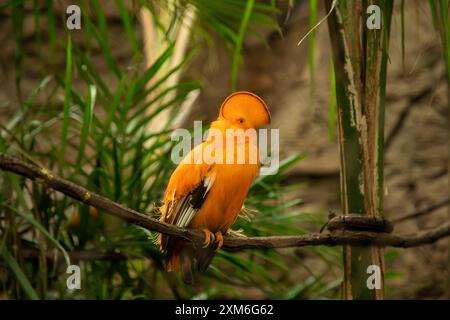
[
  {"left": 231, "top": 0, "right": 254, "bottom": 91},
  {"left": 2, "top": 247, "right": 39, "bottom": 300},
  {"left": 4, "top": 204, "right": 71, "bottom": 267},
  {"left": 308, "top": 0, "right": 318, "bottom": 110},
  {"left": 59, "top": 34, "right": 73, "bottom": 171},
  {"left": 77, "top": 85, "right": 97, "bottom": 166},
  {"left": 400, "top": 0, "right": 406, "bottom": 72},
  {"left": 46, "top": 0, "right": 56, "bottom": 63},
  {"left": 83, "top": 0, "right": 121, "bottom": 78},
  {"left": 114, "top": 0, "right": 140, "bottom": 55},
  {"left": 329, "top": 61, "right": 336, "bottom": 142},
  {"left": 12, "top": 0, "right": 24, "bottom": 98}
]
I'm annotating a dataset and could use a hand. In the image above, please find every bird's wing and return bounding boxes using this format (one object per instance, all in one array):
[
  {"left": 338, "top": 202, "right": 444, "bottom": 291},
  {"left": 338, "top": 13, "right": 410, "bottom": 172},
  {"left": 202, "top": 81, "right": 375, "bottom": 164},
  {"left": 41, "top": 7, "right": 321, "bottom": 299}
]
[
  {"left": 160, "top": 144, "right": 214, "bottom": 252},
  {"left": 165, "top": 171, "right": 215, "bottom": 229}
]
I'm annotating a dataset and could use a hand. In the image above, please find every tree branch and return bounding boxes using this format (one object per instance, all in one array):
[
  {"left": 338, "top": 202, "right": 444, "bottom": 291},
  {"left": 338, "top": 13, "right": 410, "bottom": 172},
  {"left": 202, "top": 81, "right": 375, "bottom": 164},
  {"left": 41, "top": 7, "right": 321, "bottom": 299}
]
[
  {"left": 391, "top": 197, "right": 450, "bottom": 223},
  {"left": 1, "top": 154, "right": 449, "bottom": 250}
]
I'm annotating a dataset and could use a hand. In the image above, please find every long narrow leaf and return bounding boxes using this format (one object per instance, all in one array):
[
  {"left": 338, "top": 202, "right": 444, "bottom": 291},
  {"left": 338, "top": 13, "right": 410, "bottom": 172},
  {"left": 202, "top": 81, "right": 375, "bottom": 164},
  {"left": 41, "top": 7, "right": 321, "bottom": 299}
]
[
  {"left": 59, "top": 35, "right": 73, "bottom": 171},
  {"left": 77, "top": 85, "right": 97, "bottom": 166},
  {"left": 231, "top": 0, "right": 254, "bottom": 90},
  {"left": 2, "top": 247, "right": 39, "bottom": 300}
]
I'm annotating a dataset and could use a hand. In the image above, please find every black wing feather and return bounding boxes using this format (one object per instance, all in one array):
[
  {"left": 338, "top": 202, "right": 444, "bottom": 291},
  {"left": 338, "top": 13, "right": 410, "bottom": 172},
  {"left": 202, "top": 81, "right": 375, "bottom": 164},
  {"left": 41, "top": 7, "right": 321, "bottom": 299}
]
[{"left": 164, "top": 177, "right": 212, "bottom": 266}]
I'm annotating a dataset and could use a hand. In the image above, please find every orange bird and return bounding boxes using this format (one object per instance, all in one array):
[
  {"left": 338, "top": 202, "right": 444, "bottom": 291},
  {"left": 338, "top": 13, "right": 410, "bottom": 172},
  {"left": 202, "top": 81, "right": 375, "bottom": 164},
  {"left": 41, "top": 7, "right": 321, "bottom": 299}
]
[{"left": 158, "top": 91, "right": 271, "bottom": 283}]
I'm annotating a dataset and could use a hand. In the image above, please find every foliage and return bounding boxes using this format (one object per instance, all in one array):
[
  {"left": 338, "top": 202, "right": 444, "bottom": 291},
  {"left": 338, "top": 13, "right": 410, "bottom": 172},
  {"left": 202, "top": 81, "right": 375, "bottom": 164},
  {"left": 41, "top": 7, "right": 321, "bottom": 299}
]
[{"left": 0, "top": 0, "right": 339, "bottom": 300}]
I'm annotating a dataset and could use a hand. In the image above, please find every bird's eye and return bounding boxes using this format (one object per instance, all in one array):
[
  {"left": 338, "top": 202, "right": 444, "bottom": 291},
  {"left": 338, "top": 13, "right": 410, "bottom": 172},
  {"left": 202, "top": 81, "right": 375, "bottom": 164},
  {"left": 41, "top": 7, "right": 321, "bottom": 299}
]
[{"left": 238, "top": 118, "right": 245, "bottom": 124}]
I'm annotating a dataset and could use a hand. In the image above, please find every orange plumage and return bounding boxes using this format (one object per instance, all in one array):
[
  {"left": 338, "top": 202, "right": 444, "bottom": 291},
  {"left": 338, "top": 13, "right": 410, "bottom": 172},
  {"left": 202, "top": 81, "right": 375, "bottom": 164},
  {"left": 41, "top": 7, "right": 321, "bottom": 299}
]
[{"left": 158, "top": 91, "right": 270, "bottom": 283}]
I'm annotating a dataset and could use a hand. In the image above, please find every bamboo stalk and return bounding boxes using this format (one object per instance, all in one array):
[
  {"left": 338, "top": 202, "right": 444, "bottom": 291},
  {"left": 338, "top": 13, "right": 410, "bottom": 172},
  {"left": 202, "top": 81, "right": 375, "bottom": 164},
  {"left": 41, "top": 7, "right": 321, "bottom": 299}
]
[{"left": 326, "top": 0, "right": 393, "bottom": 299}]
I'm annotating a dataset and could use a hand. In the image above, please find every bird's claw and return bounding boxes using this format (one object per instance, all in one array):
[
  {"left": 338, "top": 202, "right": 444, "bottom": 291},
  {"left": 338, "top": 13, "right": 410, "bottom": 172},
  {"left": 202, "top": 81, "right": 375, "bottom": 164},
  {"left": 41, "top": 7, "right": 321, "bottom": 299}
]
[
  {"left": 201, "top": 230, "right": 223, "bottom": 251},
  {"left": 202, "top": 229, "right": 215, "bottom": 248},
  {"left": 214, "top": 232, "right": 223, "bottom": 251}
]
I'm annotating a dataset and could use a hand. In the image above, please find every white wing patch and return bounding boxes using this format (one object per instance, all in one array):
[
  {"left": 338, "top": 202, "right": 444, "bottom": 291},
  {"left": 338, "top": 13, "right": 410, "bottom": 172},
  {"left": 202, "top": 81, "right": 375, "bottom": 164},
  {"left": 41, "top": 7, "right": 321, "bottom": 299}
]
[
  {"left": 169, "top": 172, "right": 216, "bottom": 229},
  {"left": 203, "top": 171, "right": 216, "bottom": 196}
]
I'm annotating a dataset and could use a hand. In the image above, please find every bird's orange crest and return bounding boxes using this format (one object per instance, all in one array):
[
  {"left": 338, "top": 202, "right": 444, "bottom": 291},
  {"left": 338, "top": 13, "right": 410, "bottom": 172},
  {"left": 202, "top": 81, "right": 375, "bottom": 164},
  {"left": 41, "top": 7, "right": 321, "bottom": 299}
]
[{"left": 219, "top": 91, "right": 271, "bottom": 129}]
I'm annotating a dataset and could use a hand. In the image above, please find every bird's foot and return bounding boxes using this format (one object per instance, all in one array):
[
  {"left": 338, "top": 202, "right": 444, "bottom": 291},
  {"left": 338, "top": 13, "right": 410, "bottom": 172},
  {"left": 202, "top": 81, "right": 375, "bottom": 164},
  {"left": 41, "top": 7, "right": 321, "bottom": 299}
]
[
  {"left": 226, "top": 228, "right": 246, "bottom": 237},
  {"left": 214, "top": 232, "right": 223, "bottom": 251},
  {"left": 201, "top": 229, "right": 215, "bottom": 248}
]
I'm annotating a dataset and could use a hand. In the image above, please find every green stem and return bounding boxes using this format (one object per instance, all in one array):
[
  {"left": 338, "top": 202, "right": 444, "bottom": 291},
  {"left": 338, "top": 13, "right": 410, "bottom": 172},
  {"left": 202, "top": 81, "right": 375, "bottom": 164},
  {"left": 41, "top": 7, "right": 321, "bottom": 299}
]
[{"left": 231, "top": 0, "right": 254, "bottom": 91}]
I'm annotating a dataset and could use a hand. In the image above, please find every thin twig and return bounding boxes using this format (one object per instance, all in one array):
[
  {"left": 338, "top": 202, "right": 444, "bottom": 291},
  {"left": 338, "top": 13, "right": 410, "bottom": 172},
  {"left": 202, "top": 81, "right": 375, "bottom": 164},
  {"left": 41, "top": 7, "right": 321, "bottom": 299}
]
[
  {"left": 392, "top": 197, "right": 450, "bottom": 223},
  {"left": 297, "top": 0, "right": 337, "bottom": 46},
  {"left": 1, "top": 154, "right": 449, "bottom": 250},
  {"left": 385, "top": 85, "right": 434, "bottom": 150}
]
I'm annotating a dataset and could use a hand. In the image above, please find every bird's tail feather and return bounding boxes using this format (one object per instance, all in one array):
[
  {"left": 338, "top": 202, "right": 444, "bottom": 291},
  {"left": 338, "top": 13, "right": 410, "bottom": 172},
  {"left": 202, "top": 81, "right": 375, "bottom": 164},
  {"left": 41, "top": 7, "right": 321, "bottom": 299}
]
[{"left": 176, "top": 242, "right": 217, "bottom": 284}]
